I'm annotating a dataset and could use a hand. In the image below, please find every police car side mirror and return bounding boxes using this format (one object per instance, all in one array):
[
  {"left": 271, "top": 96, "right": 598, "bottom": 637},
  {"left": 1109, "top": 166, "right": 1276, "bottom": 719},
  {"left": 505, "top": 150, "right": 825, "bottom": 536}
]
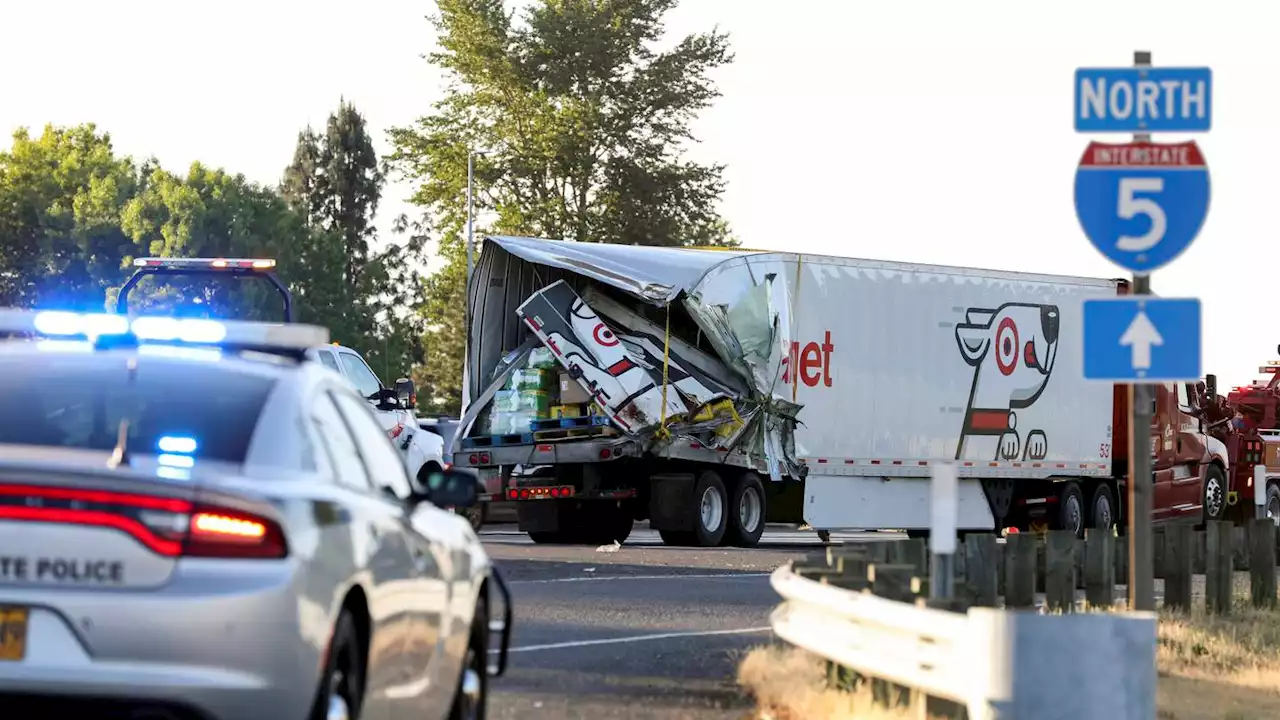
[
  {"left": 420, "top": 468, "right": 478, "bottom": 509},
  {"left": 394, "top": 377, "right": 416, "bottom": 411}
]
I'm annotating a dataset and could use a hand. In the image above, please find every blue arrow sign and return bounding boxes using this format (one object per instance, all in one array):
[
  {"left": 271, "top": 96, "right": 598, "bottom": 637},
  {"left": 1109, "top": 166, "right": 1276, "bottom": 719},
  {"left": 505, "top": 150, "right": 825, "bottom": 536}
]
[
  {"left": 1082, "top": 297, "right": 1201, "bottom": 382},
  {"left": 1075, "top": 67, "right": 1212, "bottom": 133},
  {"left": 1074, "top": 140, "right": 1210, "bottom": 274}
]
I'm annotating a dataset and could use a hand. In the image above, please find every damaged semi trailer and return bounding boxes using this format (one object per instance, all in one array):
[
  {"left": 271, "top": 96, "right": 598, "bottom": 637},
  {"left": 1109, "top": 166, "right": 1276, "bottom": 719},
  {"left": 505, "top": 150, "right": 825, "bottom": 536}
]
[{"left": 450, "top": 237, "right": 1230, "bottom": 547}]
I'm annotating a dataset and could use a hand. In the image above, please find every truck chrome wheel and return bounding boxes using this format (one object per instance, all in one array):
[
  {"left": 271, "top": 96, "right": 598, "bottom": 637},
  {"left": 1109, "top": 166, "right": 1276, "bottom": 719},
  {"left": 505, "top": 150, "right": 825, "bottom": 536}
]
[
  {"left": 738, "top": 486, "right": 762, "bottom": 535},
  {"left": 1270, "top": 496, "right": 1280, "bottom": 527},
  {"left": 1205, "top": 474, "right": 1225, "bottom": 519},
  {"left": 701, "top": 486, "right": 724, "bottom": 534}
]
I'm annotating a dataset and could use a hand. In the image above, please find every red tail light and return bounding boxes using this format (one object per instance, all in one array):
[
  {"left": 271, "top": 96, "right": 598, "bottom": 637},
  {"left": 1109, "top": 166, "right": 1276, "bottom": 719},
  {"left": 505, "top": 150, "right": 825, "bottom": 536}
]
[
  {"left": 0, "top": 483, "right": 287, "bottom": 559},
  {"left": 389, "top": 423, "right": 405, "bottom": 440}
]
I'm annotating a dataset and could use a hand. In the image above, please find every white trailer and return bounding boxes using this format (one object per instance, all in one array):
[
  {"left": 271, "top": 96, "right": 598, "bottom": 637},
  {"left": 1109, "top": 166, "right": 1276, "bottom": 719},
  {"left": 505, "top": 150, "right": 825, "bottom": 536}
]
[{"left": 453, "top": 237, "right": 1123, "bottom": 547}]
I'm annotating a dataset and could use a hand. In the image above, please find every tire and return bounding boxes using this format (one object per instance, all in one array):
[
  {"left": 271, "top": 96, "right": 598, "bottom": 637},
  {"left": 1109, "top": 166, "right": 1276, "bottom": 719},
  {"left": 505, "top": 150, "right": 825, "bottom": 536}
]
[
  {"left": 599, "top": 504, "right": 634, "bottom": 545},
  {"left": 1056, "top": 481, "right": 1085, "bottom": 538},
  {"left": 459, "top": 504, "right": 486, "bottom": 533},
  {"left": 725, "top": 472, "right": 766, "bottom": 547},
  {"left": 1203, "top": 464, "right": 1227, "bottom": 523},
  {"left": 529, "top": 531, "right": 572, "bottom": 544},
  {"left": 448, "top": 597, "right": 489, "bottom": 720},
  {"left": 309, "top": 609, "right": 364, "bottom": 720},
  {"left": 691, "top": 471, "right": 729, "bottom": 547},
  {"left": 659, "top": 530, "right": 695, "bottom": 546},
  {"left": 1267, "top": 482, "right": 1280, "bottom": 528},
  {"left": 1088, "top": 483, "right": 1116, "bottom": 534}
]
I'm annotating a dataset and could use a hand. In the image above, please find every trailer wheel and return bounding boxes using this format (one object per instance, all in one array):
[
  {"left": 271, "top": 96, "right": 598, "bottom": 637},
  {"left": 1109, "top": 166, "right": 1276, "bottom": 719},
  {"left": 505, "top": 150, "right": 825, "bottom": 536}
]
[
  {"left": 691, "top": 471, "right": 729, "bottom": 547},
  {"left": 659, "top": 530, "right": 695, "bottom": 546},
  {"left": 1088, "top": 483, "right": 1115, "bottom": 533},
  {"left": 586, "top": 503, "right": 634, "bottom": 545},
  {"left": 529, "top": 531, "right": 572, "bottom": 544},
  {"left": 725, "top": 472, "right": 766, "bottom": 548},
  {"left": 1057, "top": 482, "right": 1085, "bottom": 538}
]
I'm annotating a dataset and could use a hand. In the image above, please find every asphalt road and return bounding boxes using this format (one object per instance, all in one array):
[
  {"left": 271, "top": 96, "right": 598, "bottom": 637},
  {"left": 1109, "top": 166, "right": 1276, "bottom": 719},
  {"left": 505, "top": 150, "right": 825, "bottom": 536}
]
[{"left": 481, "top": 522, "right": 891, "bottom": 720}]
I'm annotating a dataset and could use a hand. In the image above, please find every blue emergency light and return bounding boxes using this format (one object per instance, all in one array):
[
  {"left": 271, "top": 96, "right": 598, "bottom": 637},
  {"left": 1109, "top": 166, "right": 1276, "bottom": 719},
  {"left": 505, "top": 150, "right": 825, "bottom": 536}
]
[{"left": 0, "top": 309, "right": 330, "bottom": 353}]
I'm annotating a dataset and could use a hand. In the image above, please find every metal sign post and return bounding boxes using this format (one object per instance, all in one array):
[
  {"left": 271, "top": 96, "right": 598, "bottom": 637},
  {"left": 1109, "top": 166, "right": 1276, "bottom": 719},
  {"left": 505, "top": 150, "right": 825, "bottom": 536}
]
[
  {"left": 1074, "top": 51, "right": 1213, "bottom": 612},
  {"left": 930, "top": 463, "right": 958, "bottom": 601}
]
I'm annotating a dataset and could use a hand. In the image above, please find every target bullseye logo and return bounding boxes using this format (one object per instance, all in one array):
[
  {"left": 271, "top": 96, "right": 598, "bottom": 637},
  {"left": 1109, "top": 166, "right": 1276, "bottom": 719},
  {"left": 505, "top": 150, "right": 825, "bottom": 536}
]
[
  {"left": 593, "top": 323, "right": 619, "bottom": 347},
  {"left": 995, "top": 317, "right": 1019, "bottom": 376}
]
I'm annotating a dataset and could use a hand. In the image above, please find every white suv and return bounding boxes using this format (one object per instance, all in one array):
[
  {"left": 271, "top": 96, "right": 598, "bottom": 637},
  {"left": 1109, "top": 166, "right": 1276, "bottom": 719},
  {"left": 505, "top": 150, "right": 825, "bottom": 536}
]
[{"left": 306, "top": 343, "right": 445, "bottom": 486}]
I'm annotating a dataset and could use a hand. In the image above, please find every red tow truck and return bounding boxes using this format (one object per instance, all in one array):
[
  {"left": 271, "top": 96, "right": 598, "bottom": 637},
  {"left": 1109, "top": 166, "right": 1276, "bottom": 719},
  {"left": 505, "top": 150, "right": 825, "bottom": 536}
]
[{"left": 1225, "top": 351, "right": 1280, "bottom": 521}]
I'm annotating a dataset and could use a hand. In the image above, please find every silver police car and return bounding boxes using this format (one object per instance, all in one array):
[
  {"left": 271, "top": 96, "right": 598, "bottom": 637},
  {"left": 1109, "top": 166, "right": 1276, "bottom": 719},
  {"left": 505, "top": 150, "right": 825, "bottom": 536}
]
[{"left": 0, "top": 310, "right": 511, "bottom": 719}]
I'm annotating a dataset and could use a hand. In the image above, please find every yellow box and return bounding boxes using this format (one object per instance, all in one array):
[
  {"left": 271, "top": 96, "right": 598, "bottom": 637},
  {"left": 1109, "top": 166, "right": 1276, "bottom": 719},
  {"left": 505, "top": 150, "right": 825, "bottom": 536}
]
[{"left": 551, "top": 404, "right": 585, "bottom": 419}]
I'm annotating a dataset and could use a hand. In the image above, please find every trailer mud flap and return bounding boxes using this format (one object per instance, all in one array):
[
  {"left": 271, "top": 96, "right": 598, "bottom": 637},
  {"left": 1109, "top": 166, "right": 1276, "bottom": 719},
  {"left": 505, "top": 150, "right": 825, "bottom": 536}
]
[{"left": 517, "top": 280, "right": 729, "bottom": 433}]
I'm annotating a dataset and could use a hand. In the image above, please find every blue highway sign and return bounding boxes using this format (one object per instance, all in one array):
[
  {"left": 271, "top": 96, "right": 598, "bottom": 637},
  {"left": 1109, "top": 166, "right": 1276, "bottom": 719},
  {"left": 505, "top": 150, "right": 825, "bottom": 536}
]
[
  {"left": 1082, "top": 297, "right": 1201, "bottom": 382},
  {"left": 1074, "top": 67, "right": 1212, "bottom": 133},
  {"left": 1074, "top": 140, "right": 1210, "bottom": 274}
]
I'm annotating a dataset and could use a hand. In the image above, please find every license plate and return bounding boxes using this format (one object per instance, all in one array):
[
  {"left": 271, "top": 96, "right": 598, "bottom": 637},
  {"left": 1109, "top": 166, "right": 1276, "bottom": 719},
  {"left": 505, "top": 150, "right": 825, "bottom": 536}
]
[{"left": 0, "top": 607, "right": 28, "bottom": 661}]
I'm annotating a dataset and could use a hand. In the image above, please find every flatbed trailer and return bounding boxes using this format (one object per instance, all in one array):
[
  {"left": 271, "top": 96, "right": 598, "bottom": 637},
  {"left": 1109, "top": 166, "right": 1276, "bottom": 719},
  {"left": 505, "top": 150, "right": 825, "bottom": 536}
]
[{"left": 452, "top": 237, "right": 1238, "bottom": 547}]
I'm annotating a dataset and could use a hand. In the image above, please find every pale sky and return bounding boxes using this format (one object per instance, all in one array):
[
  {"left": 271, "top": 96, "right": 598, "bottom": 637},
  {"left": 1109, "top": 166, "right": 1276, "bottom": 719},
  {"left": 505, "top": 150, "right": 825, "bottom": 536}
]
[{"left": 1, "top": 0, "right": 1275, "bottom": 386}]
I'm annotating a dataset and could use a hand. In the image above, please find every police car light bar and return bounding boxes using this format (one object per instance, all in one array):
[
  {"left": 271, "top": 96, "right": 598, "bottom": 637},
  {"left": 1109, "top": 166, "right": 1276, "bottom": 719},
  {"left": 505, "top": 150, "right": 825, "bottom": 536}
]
[
  {"left": 133, "top": 257, "right": 277, "bottom": 270},
  {"left": 0, "top": 309, "right": 328, "bottom": 350}
]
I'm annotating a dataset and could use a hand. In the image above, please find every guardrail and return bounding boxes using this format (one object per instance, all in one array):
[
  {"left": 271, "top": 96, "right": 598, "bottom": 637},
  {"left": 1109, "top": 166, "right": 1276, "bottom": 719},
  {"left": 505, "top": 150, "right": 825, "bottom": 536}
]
[{"left": 767, "top": 556, "right": 1159, "bottom": 719}]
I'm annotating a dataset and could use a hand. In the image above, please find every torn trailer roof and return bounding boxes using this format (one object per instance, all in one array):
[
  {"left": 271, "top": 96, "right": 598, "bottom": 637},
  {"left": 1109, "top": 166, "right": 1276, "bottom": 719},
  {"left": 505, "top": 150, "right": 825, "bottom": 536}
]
[{"left": 461, "top": 235, "right": 807, "bottom": 482}]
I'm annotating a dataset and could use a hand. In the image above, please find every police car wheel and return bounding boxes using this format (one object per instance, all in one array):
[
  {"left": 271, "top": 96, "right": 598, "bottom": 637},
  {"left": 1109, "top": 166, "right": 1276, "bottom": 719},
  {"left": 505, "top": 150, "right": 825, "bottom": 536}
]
[
  {"left": 311, "top": 610, "right": 363, "bottom": 720},
  {"left": 448, "top": 598, "right": 489, "bottom": 720}
]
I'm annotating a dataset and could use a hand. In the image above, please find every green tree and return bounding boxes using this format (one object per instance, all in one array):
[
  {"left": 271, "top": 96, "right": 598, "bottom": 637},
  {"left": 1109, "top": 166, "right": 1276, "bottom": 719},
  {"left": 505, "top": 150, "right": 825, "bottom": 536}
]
[
  {"left": 283, "top": 100, "right": 427, "bottom": 382},
  {"left": 0, "top": 124, "right": 139, "bottom": 309},
  {"left": 115, "top": 163, "right": 327, "bottom": 322},
  {"left": 388, "top": 0, "right": 736, "bottom": 413}
]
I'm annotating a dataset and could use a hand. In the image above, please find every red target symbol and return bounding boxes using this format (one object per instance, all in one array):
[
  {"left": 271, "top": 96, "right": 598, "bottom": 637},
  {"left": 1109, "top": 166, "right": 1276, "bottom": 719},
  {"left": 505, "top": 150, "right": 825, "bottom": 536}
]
[
  {"left": 593, "top": 323, "right": 619, "bottom": 347},
  {"left": 995, "top": 317, "right": 1019, "bottom": 376}
]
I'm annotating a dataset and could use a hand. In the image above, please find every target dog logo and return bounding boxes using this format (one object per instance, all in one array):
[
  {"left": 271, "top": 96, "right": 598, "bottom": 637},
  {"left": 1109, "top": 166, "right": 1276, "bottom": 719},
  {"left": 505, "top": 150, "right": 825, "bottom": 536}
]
[{"left": 953, "top": 303, "right": 1060, "bottom": 461}]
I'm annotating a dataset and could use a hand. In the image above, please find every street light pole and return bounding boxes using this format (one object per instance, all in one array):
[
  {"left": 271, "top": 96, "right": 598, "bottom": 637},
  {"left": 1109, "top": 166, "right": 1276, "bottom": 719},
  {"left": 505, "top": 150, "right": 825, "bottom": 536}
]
[{"left": 466, "top": 151, "right": 477, "bottom": 292}]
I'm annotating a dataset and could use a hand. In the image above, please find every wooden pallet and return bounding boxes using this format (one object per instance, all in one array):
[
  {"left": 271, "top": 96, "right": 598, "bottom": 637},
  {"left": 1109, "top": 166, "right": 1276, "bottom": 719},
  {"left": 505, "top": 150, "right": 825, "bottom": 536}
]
[
  {"left": 529, "top": 415, "right": 611, "bottom": 431},
  {"left": 532, "top": 425, "right": 619, "bottom": 442},
  {"left": 460, "top": 432, "right": 535, "bottom": 449}
]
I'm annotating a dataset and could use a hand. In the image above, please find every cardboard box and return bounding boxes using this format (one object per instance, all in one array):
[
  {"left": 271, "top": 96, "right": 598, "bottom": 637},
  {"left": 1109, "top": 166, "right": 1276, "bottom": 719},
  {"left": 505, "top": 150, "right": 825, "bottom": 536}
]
[{"left": 558, "top": 371, "right": 594, "bottom": 405}]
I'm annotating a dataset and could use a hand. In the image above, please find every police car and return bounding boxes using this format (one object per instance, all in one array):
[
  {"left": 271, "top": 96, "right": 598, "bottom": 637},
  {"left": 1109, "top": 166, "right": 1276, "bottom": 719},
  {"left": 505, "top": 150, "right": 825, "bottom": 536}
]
[
  {"left": 120, "top": 257, "right": 446, "bottom": 489},
  {"left": 0, "top": 309, "right": 511, "bottom": 719}
]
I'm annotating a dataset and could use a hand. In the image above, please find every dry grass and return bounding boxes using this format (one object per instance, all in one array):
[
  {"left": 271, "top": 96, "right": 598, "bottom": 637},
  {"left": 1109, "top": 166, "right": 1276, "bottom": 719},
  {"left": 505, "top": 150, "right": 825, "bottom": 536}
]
[
  {"left": 1157, "top": 601, "right": 1280, "bottom": 719},
  {"left": 740, "top": 603, "right": 1280, "bottom": 720}
]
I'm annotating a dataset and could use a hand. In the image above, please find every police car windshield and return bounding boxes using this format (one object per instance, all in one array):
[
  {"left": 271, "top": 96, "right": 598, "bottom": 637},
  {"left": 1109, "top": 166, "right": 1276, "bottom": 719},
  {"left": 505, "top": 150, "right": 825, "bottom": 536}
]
[{"left": 0, "top": 355, "right": 276, "bottom": 463}]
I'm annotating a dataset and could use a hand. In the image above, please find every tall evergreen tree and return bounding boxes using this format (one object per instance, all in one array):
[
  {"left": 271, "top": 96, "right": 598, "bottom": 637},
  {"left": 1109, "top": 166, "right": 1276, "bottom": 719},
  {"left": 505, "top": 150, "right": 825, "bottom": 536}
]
[{"left": 283, "top": 100, "right": 425, "bottom": 380}]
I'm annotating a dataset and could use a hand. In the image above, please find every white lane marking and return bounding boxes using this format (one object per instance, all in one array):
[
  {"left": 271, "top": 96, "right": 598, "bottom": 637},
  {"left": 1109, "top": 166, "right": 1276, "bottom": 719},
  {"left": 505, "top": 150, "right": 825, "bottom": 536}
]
[
  {"left": 507, "top": 572, "right": 771, "bottom": 585},
  {"left": 492, "top": 626, "right": 773, "bottom": 654}
]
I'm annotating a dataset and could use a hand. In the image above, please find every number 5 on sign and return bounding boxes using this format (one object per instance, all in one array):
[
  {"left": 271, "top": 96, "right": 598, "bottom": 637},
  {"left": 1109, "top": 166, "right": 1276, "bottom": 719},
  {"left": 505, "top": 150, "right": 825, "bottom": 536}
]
[
  {"left": 1115, "top": 178, "right": 1165, "bottom": 252},
  {"left": 1074, "top": 140, "right": 1211, "bottom": 274}
]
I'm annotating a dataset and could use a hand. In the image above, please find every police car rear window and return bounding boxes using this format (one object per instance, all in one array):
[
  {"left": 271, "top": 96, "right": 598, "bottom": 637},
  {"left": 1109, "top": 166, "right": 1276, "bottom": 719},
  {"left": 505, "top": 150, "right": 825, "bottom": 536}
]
[{"left": 0, "top": 357, "right": 277, "bottom": 463}]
